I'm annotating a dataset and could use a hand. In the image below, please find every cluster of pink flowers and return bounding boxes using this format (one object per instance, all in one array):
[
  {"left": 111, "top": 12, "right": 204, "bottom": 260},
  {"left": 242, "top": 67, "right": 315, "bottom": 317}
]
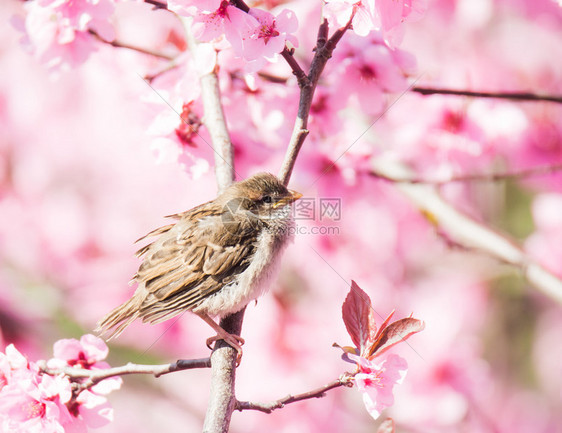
[
  {"left": 324, "top": 0, "right": 426, "bottom": 45},
  {"left": 14, "top": 0, "right": 116, "bottom": 72},
  {"left": 168, "top": 0, "right": 298, "bottom": 71},
  {"left": 0, "top": 335, "right": 120, "bottom": 432}
]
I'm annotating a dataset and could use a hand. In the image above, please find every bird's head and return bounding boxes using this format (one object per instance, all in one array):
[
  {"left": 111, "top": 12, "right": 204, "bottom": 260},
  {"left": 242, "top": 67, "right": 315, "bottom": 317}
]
[{"left": 219, "top": 173, "right": 302, "bottom": 230}]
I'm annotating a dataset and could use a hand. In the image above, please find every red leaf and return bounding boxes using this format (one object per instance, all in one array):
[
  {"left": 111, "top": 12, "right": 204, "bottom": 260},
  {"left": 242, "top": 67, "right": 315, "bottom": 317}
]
[
  {"left": 342, "top": 281, "right": 375, "bottom": 351},
  {"left": 374, "top": 310, "right": 395, "bottom": 341},
  {"left": 377, "top": 418, "right": 395, "bottom": 433},
  {"left": 369, "top": 317, "right": 425, "bottom": 358}
]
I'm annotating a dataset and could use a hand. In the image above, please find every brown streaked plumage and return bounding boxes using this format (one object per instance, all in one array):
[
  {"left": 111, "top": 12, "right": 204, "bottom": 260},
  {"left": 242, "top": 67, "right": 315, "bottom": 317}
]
[{"left": 96, "top": 173, "right": 302, "bottom": 361}]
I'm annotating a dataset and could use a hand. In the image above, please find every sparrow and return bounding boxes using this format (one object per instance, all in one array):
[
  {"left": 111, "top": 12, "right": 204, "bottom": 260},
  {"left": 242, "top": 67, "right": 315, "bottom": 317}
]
[{"left": 96, "top": 173, "right": 302, "bottom": 361}]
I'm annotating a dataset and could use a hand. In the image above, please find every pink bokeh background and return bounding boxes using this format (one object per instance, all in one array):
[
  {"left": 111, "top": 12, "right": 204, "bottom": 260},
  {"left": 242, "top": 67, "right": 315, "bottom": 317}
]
[{"left": 1, "top": 0, "right": 562, "bottom": 431}]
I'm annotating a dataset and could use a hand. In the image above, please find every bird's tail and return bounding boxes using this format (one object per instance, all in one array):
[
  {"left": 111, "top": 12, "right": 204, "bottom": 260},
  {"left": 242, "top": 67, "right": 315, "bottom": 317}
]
[{"left": 95, "top": 296, "right": 142, "bottom": 340}]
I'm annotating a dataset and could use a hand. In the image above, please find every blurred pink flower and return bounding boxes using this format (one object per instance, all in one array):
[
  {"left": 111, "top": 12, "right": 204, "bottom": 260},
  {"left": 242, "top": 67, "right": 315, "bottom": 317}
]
[
  {"left": 373, "top": 0, "right": 426, "bottom": 45},
  {"left": 0, "top": 346, "right": 73, "bottom": 432},
  {"left": 330, "top": 32, "right": 414, "bottom": 116},
  {"left": 0, "top": 338, "right": 120, "bottom": 432},
  {"left": 324, "top": 0, "right": 376, "bottom": 36},
  {"left": 185, "top": 1, "right": 259, "bottom": 57},
  {"left": 18, "top": 0, "right": 115, "bottom": 71},
  {"left": 526, "top": 193, "right": 562, "bottom": 277},
  {"left": 324, "top": 0, "right": 425, "bottom": 44},
  {"left": 167, "top": 0, "right": 222, "bottom": 17},
  {"left": 0, "top": 345, "right": 31, "bottom": 390},
  {"left": 349, "top": 353, "right": 408, "bottom": 420}
]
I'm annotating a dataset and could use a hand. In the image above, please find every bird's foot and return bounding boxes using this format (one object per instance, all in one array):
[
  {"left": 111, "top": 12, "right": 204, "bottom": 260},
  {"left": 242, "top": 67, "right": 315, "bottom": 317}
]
[{"left": 206, "top": 333, "right": 245, "bottom": 365}]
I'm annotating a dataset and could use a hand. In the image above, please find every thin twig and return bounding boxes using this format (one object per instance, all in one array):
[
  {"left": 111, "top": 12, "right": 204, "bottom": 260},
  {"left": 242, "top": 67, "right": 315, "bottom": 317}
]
[
  {"left": 280, "top": 47, "right": 308, "bottom": 88},
  {"left": 412, "top": 86, "right": 562, "bottom": 104},
  {"left": 88, "top": 29, "right": 175, "bottom": 61},
  {"left": 230, "top": 0, "right": 250, "bottom": 13},
  {"left": 145, "top": 60, "right": 183, "bottom": 84},
  {"left": 144, "top": 0, "right": 168, "bottom": 10},
  {"left": 278, "top": 19, "right": 352, "bottom": 186},
  {"left": 370, "top": 159, "right": 562, "bottom": 304},
  {"left": 236, "top": 376, "right": 353, "bottom": 414},
  {"left": 39, "top": 358, "right": 211, "bottom": 391},
  {"left": 372, "top": 163, "right": 562, "bottom": 185}
]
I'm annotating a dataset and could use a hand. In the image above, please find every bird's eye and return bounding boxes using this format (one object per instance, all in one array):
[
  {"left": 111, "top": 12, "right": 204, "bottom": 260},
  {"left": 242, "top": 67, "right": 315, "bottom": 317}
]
[{"left": 262, "top": 195, "right": 272, "bottom": 204}]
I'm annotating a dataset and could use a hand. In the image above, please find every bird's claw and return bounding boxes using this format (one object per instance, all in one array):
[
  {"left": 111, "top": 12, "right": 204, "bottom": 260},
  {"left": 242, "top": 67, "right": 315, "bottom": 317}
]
[{"left": 206, "top": 333, "right": 245, "bottom": 366}]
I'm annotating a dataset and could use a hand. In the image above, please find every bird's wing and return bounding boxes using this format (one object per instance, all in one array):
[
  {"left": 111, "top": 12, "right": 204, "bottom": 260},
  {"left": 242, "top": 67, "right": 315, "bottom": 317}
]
[{"left": 132, "top": 203, "right": 258, "bottom": 321}]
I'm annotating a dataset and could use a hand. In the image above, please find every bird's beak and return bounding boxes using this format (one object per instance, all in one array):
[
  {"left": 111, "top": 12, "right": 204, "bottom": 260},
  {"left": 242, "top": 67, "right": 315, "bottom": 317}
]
[{"left": 273, "top": 189, "right": 303, "bottom": 209}]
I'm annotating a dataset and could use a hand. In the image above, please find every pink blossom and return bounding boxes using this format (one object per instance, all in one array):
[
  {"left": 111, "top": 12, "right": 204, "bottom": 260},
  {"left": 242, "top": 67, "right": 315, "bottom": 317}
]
[
  {"left": 324, "top": 0, "right": 425, "bottom": 43},
  {"left": 188, "top": 1, "right": 259, "bottom": 57},
  {"left": 349, "top": 354, "right": 408, "bottom": 420},
  {"left": 167, "top": 0, "right": 222, "bottom": 17},
  {"left": 52, "top": 334, "right": 108, "bottom": 367},
  {"left": 0, "top": 339, "right": 119, "bottom": 431},
  {"left": 242, "top": 9, "right": 298, "bottom": 63},
  {"left": 0, "top": 360, "right": 73, "bottom": 432},
  {"left": 48, "top": 335, "right": 122, "bottom": 396},
  {"left": 324, "top": 0, "right": 377, "bottom": 36},
  {"left": 0, "top": 345, "right": 32, "bottom": 391},
  {"left": 330, "top": 32, "right": 414, "bottom": 116},
  {"left": 18, "top": 0, "right": 115, "bottom": 71},
  {"left": 373, "top": 0, "right": 426, "bottom": 46}
]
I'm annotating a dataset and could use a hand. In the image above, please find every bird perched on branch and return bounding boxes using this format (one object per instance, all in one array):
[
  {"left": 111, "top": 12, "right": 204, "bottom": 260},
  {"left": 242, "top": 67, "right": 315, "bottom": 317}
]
[{"left": 96, "top": 173, "right": 302, "bottom": 362}]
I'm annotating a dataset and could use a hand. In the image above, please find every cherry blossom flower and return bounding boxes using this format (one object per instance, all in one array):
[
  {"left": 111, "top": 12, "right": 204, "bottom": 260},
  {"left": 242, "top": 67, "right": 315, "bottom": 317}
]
[
  {"left": 241, "top": 8, "right": 298, "bottom": 69},
  {"left": 48, "top": 334, "right": 122, "bottom": 395},
  {"left": 0, "top": 373, "right": 73, "bottom": 432},
  {"left": 372, "top": 0, "right": 425, "bottom": 45},
  {"left": 169, "top": 0, "right": 259, "bottom": 57},
  {"left": 17, "top": 0, "right": 115, "bottom": 71},
  {"left": 324, "top": 0, "right": 425, "bottom": 44},
  {"left": 324, "top": 0, "right": 377, "bottom": 36},
  {"left": 338, "top": 282, "right": 423, "bottom": 421},
  {"left": 0, "top": 345, "right": 73, "bottom": 432},
  {"left": 350, "top": 353, "right": 408, "bottom": 420},
  {"left": 330, "top": 32, "right": 415, "bottom": 116},
  {"left": 0, "top": 337, "right": 120, "bottom": 432},
  {"left": 167, "top": 0, "right": 222, "bottom": 17}
]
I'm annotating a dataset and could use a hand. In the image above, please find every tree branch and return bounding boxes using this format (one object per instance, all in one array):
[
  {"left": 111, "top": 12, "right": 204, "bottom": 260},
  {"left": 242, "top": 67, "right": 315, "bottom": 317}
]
[
  {"left": 236, "top": 376, "right": 353, "bottom": 414},
  {"left": 183, "top": 17, "right": 239, "bottom": 433},
  {"left": 412, "top": 86, "right": 562, "bottom": 104},
  {"left": 278, "top": 19, "right": 352, "bottom": 186},
  {"left": 183, "top": 20, "right": 235, "bottom": 192},
  {"left": 144, "top": 0, "right": 168, "bottom": 10},
  {"left": 39, "top": 358, "right": 211, "bottom": 391},
  {"left": 280, "top": 47, "right": 308, "bottom": 88},
  {"left": 371, "top": 158, "right": 562, "bottom": 304},
  {"left": 230, "top": 0, "right": 250, "bottom": 13},
  {"left": 371, "top": 163, "right": 562, "bottom": 185},
  {"left": 88, "top": 29, "right": 175, "bottom": 61}
]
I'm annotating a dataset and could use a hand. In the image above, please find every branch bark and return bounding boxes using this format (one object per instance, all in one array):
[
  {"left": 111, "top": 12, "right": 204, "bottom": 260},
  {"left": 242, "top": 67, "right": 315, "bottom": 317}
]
[
  {"left": 278, "top": 19, "right": 352, "bottom": 186},
  {"left": 412, "top": 86, "right": 562, "bottom": 104},
  {"left": 371, "top": 158, "right": 562, "bottom": 304},
  {"left": 371, "top": 163, "right": 562, "bottom": 185},
  {"left": 39, "top": 358, "right": 211, "bottom": 391},
  {"left": 236, "top": 376, "right": 352, "bottom": 413},
  {"left": 183, "top": 17, "right": 239, "bottom": 433},
  {"left": 88, "top": 29, "right": 175, "bottom": 61}
]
